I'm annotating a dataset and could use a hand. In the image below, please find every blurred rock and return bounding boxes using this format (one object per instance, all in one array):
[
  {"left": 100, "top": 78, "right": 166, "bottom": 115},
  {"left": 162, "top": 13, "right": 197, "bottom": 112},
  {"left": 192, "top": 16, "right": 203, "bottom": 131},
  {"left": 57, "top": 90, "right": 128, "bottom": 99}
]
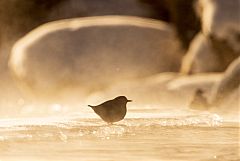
[
  {"left": 181, "top": 0, "right": 240, "bottom": 74},
  {"left": 0, "top": 0, "right": 153, "bottom": 77},
  {"left": 189, "top": 89, "right": 209, "bottom": 111},
  {"left": 166, "top": 73, "right": 221, "bottom": 108},
  {"left": 209, "top": 57, "right": 240, "bottom": 107},
  {"left": 181, "top": 33, "right": 221, "bottom": 73},
  {"left": 0, "top": 0, "right": 153, "bottom": 72},
  {"left": 140, "top": 0, "right": 200, "bottom": 49},
  {"left": 189, "top": 57, "right": 240, "bottom": 113},
  {"left": 198, "top": 0, "right": 240, "bottom": 43},
  {"left": 9, "top": 16, "right": 183, "bottom": 103},
  {"left": 90, "top": 68, "right": 238, "bottom": 115},
  {"left": 48, "top": 0, "right": 152, "bottom": 20},
  {"left": 0, "top": 0, "right": 167, "bottom": 104},
  {"left": 87, "top": 72, "right": 222, "bottom": 108}
]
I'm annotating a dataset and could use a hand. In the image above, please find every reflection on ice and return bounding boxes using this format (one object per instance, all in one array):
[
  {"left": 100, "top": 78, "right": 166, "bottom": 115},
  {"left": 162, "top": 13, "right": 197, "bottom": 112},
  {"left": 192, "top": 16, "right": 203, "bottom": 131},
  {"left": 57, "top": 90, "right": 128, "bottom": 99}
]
[
  {"left": 0, "top": 111, "right": 238, "bottom": 161},
  {"left": 93, "top": 125, "right": 127, "bottom": 139},
  {"left": 0, "top": 111, "right": 223, "bottom": 142}
]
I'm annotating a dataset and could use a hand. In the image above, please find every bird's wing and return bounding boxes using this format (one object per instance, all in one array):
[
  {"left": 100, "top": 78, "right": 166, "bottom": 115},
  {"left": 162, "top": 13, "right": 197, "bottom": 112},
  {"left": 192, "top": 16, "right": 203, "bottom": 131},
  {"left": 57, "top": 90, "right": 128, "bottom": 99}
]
[
  {"left": 100, "top": 100, "right": 114, "bottom": 109},
  {"left": 88, "top": 99, "right": 114, "bottom": 109}
]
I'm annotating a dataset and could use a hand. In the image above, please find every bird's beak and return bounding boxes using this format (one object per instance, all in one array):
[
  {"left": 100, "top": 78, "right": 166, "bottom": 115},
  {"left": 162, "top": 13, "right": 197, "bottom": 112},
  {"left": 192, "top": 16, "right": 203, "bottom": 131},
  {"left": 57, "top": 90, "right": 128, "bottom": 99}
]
[{"left": 127, "top": 100, "right": 132, "bottom": 102}]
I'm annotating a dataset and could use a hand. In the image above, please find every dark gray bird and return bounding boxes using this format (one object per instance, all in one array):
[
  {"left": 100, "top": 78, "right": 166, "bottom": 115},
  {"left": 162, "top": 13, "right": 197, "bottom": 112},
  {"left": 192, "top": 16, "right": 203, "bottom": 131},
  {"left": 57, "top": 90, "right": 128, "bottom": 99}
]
[{"left": 88, "top": 96, "right": 132, "bottom": 123}]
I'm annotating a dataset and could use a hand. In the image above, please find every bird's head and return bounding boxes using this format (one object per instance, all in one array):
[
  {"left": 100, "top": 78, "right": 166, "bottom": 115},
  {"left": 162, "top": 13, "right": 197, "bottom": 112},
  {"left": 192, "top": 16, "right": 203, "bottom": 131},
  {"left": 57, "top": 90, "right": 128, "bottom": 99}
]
[{"left": 114, "top": 96, "right": 132, "bottom": 104}]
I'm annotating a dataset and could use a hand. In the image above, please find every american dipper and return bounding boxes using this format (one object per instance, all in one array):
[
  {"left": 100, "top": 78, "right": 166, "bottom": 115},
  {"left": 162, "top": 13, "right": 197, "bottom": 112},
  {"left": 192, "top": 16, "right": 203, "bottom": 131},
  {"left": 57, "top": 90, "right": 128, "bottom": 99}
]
[{"left": 88, "top": 96, "right": 132, "bottom": 123}]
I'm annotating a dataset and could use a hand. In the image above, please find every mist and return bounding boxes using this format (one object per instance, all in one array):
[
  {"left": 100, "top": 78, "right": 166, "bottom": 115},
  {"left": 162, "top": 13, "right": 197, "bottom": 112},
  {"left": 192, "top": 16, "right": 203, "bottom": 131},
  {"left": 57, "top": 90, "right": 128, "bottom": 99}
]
[{"left": 0, "top": 1, "right": 239, "bottom": 161}]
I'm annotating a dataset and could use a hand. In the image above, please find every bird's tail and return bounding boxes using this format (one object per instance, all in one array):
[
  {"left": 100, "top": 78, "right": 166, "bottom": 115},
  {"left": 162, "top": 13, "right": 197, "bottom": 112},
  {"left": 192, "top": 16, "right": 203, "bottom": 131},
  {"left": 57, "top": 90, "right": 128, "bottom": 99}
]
[{"left": 88, "top": 105, "right": 94, "bottom": 108}]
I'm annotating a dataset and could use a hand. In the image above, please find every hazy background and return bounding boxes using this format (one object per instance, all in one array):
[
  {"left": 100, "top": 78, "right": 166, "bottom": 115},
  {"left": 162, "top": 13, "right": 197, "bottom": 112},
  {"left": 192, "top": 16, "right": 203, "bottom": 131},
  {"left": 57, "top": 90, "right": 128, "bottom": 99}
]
[
  {"left": 0, "top": 0, "right": 239, "bottom": 118},
  {"left": 0, "top": 1, "right": 239, "bottom": 161},
  {"left": 0, "top": 0, "right": 200, "bottom": 110}
]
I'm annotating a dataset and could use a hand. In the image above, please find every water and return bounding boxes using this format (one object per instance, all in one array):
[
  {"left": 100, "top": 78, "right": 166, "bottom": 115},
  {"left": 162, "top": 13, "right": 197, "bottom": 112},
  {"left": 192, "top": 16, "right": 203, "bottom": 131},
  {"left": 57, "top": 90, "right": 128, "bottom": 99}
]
[{"left": 0, "top": 108, "right": 239, "bottom": 161}]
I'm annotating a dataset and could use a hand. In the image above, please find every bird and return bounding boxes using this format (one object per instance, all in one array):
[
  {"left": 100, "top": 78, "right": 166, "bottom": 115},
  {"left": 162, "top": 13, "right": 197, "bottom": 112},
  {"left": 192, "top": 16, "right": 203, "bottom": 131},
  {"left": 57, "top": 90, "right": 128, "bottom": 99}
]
[{"left": 88, "top": 96, "right": 132, "bottom": 123}]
